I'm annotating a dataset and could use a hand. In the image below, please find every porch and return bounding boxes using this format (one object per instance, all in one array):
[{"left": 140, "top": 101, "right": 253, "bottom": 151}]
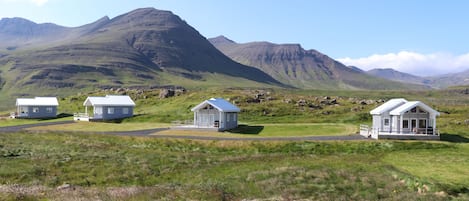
[
  {"left": 360, "top": 124, "right": 440, "bottom": 140},
  {"left": 10, "top": 112, "right": 27, "bottom": 119},
  {"left": 170, "top": 120, "right": 220, "bottom": 131}
]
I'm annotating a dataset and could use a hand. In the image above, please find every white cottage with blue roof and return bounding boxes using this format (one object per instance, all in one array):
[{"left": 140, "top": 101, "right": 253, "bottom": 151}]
[
  {"left": 362, "top": 98, "right": 440, "bottom": 140},
  {"left": 191, "top": 98, "right": 240, "bottom": 131}
]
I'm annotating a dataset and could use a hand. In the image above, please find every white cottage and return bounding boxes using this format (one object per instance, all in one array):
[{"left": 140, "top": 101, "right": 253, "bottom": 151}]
[
  {"left": 361, "top": 98, "right": 440, "bottom": 140},
  {"left": 74, "top": 95, "right": 135, "bottom": 121},
  {"left": 191, "top": 98, "right": 240, "bottom": 131},
  {"left": 12, "top": 97, "right": 59, "bottom": 119}
]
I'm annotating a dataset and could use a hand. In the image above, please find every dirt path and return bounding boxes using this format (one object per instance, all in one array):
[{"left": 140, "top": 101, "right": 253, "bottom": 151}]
[{"left": 0, "top": 121, "right": 367, "bottom": 141}]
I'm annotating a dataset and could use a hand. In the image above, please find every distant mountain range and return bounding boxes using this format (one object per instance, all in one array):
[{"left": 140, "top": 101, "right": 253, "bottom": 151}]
[
  {"left": 208, "top": 36, "right": 425, "bottom": 90},
  {"left": 0, "top": 7, "right": 455, "bottom": 99},
  {"left": 366, "top": 68, "right": 469, "bottom": 88}
]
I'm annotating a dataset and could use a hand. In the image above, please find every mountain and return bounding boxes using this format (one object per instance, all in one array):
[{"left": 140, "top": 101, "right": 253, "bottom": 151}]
[
  {"left": 366, "top": 68, "right": 469, "bottom": 88},
  {"left": 209, "top": 36, "right": 427, "bottom": 90},
  {"left": 0, "top": 8, "right": 283, "bottom": 98},
  {"left": 428, "top": 69, "right": 469, "bottom": 88},
  {"left": 366, "top": 68, "right": 431, "bottom": 86}
]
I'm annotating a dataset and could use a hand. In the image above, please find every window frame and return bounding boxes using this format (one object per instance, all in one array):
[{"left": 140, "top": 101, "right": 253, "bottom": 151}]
[
  {"left": 402, "top": 119, "right": 409, "bottom": 129},
  {"left": 107, "top": 107, "right": 115, "bottom": 114}
]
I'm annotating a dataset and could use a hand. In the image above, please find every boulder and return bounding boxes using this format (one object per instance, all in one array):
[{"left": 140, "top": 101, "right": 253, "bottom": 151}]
[{"left": 159, "top": 89, "right": 175, "bottom": 98}]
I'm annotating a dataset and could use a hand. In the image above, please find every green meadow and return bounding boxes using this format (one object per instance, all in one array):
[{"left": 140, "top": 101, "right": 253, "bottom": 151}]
[{"left": 0, "top": 87, "right": 468, "bottom": 200}]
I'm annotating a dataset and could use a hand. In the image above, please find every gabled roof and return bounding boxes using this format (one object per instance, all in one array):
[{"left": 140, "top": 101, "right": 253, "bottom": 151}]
[
  {"left": 16, "top": 97, "right": 59, "bottom": 106},
  {"left": 390, "top": 101, "right": 440, "bottom": 116},
  {"left": 84, "top": 95, "right": 135, "bottom": 107},
  {"left": 191, "top": 98, "right": 240, "bottom": 112},
  {"left": 370, "top": 98, "right": 407, "bottom": 115}
]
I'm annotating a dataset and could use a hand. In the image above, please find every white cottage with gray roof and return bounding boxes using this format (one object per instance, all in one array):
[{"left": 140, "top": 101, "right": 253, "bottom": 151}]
[
  {"left": 191, "top": 98, "right": 240, "bottom": 131},
  {"left": 362, "top": 98, "right": 440, "bottom": 140},
  {"left": 74, "top": 95, "right": 135, "bottom": 121},
  {"left": 12, "top": 97, "right": 59, "bottom": 119}
]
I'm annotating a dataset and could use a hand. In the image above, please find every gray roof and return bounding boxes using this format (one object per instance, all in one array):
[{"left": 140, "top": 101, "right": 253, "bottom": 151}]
[
  {"left": 370, "top": 98, "right": 407, "bottom": 115},
  {"left": 16, "top": 97, "right": 59, "bottom": 106},
  {"left": 191, "top": 98, "right": 240, "bottom": 112},
  {"left": 84, "top": 95, "right": 135, "bottom": 106}
]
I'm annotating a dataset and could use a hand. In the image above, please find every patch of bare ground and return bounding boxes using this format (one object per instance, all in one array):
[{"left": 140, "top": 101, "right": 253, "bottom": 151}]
[{"left": 0, "top": 184, "right": 180, "bottom": 200}]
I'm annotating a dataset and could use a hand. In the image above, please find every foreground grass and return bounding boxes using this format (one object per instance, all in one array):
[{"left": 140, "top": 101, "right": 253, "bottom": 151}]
[{"left": 0, "top": 132, "right": 463, "bottom": 200}]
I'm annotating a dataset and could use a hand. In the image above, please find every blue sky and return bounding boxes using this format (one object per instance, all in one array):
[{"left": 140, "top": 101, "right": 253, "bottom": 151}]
[{"left": 1, "top": 0, "right": 469, "bottom": 76}]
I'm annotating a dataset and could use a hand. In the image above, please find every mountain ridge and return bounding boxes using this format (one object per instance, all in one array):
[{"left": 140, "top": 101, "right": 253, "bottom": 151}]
[
  {"left": 0, "top": 8, "right": 284, "bottom": 99},
  {"left": 209, "top": 35, "right": 427, "bottom": 90}
]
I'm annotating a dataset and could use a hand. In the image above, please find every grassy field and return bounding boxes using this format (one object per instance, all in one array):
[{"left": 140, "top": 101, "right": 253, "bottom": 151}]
[
  {"left": 0, "top": 88, "right": 468, "bottom": 200},
  {"left": 0, "top": 116, "right": 73, "bottom": 127},
  {"left": 25, "top": 122, "right": 356, "bottom": 137},
  {"left": 0, "top": 132, "right": 459, "bottom": 200},
  {"left": 25, "top": 122, "right": 171, "bottom": 132}
]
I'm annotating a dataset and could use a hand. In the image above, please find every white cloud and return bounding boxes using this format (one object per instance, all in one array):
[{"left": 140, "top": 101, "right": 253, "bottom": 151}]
[{"left": 337, "top": 51, "right": 469, "bottom": 76}]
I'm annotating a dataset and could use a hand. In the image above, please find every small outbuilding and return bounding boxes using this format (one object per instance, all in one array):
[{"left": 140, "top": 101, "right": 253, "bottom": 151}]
[
  {"left": 361, "top": 98, "right": 440, "bottom": 140},
  {"left": 190, "top": 98, "right": 240, "bottom": 131},
  {"left": 74, "top": 95, "right": 135, "bottom": 121},
  {"left": 12, "top": 97, "right": 59, "bottom": 119}
]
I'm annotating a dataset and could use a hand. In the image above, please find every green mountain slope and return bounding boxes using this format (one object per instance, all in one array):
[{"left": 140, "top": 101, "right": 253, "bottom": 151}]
[
  {"left": 0, "top": 8, "right": 283, "bottom": 98},
  {"left": 209, "top": 36, "right": 428, "bottom": 90}
]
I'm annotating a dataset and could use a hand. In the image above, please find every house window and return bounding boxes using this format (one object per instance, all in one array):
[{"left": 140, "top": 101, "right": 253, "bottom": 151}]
[
  {"left": 419, "top": 119, "right": 427, "bottom": 128},
  {"left": 108, "top": 107, "right": 115, "bottom": 114},
  {"left": 46, "top": 107, "right": 53, "bottom": 113},
  {"left": 384, "top": 118, "right": 390, "bottom": 126},
  {"left": 419, "top": 108, "right": 427, "bottom": 114},
  {"left": 234, "top": 114, "right": 237, "bottom": 121},
  {"left": 403, "top": 119, "right": 409, "bottom": 129},
  {"left": 32, "top": 107, "right": 39, "bottom": 113},
  {"left": 227, "top": 113, "right": 230, "bottom": 122},
  {"left": 123, "top": 108, "right": 129, "bottom": 114}
]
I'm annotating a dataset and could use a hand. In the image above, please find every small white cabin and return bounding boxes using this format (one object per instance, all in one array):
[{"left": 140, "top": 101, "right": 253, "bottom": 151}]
[
  {"left": 74, "top": 95, "right": 135, "bottom": 121},
  {"left": 12, "top": 97, "right": 59, "bottom": 119},
  {"left": 361, "top": 98, "right": 440, "bottom": 140},
  {"left": 191, "top": 98, "right": 240, "bottom": 131}
]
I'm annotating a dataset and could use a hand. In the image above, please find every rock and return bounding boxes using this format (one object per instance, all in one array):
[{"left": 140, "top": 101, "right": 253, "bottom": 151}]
[
  {"left": 308, "top": 104, "right": 322, "bottom": 110},
  {"left": 159, "top": 89, "right": 175, "bottom": 98},
  {"left": 366, "top": 100, "right": 375, "bottom": 105},
  {"left": 283, "top": 99, "right": 292, "bottom": 104},
  {"left": 56, "top": 183, "right": 73, "bottom": 191},
  {"left": 330, "top": 99, "right": 338, "bottom": 104},
  {"left": 323, "top": 96, "right": 331, "bottom": 100},
  {"left": 297, "top": 99, "right": 307, "bottom": 106},
  {"left": 246, "top": 98, "right": 261, "bottom": 103},
  {"left": 465, "top": 119, "right": 469, "bottom": 125}
]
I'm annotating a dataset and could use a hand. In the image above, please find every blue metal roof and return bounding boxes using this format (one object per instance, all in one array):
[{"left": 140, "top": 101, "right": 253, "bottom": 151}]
[{"left": 191, "top": 98, "right": 240, "bottom": 112}]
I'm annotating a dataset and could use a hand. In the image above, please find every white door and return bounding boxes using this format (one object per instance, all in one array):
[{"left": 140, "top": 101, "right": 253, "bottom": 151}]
[
  {"left": 383, "top": 118, "right": 390, "bottom": 132},
  {"left": 209, "top": 114, "right": 215, "bottom": 127}
]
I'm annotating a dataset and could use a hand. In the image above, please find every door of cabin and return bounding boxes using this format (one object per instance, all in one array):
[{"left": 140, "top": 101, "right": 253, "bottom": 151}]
[{"left": 411, "top": 119, "right": 417, "bottom": 133}]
